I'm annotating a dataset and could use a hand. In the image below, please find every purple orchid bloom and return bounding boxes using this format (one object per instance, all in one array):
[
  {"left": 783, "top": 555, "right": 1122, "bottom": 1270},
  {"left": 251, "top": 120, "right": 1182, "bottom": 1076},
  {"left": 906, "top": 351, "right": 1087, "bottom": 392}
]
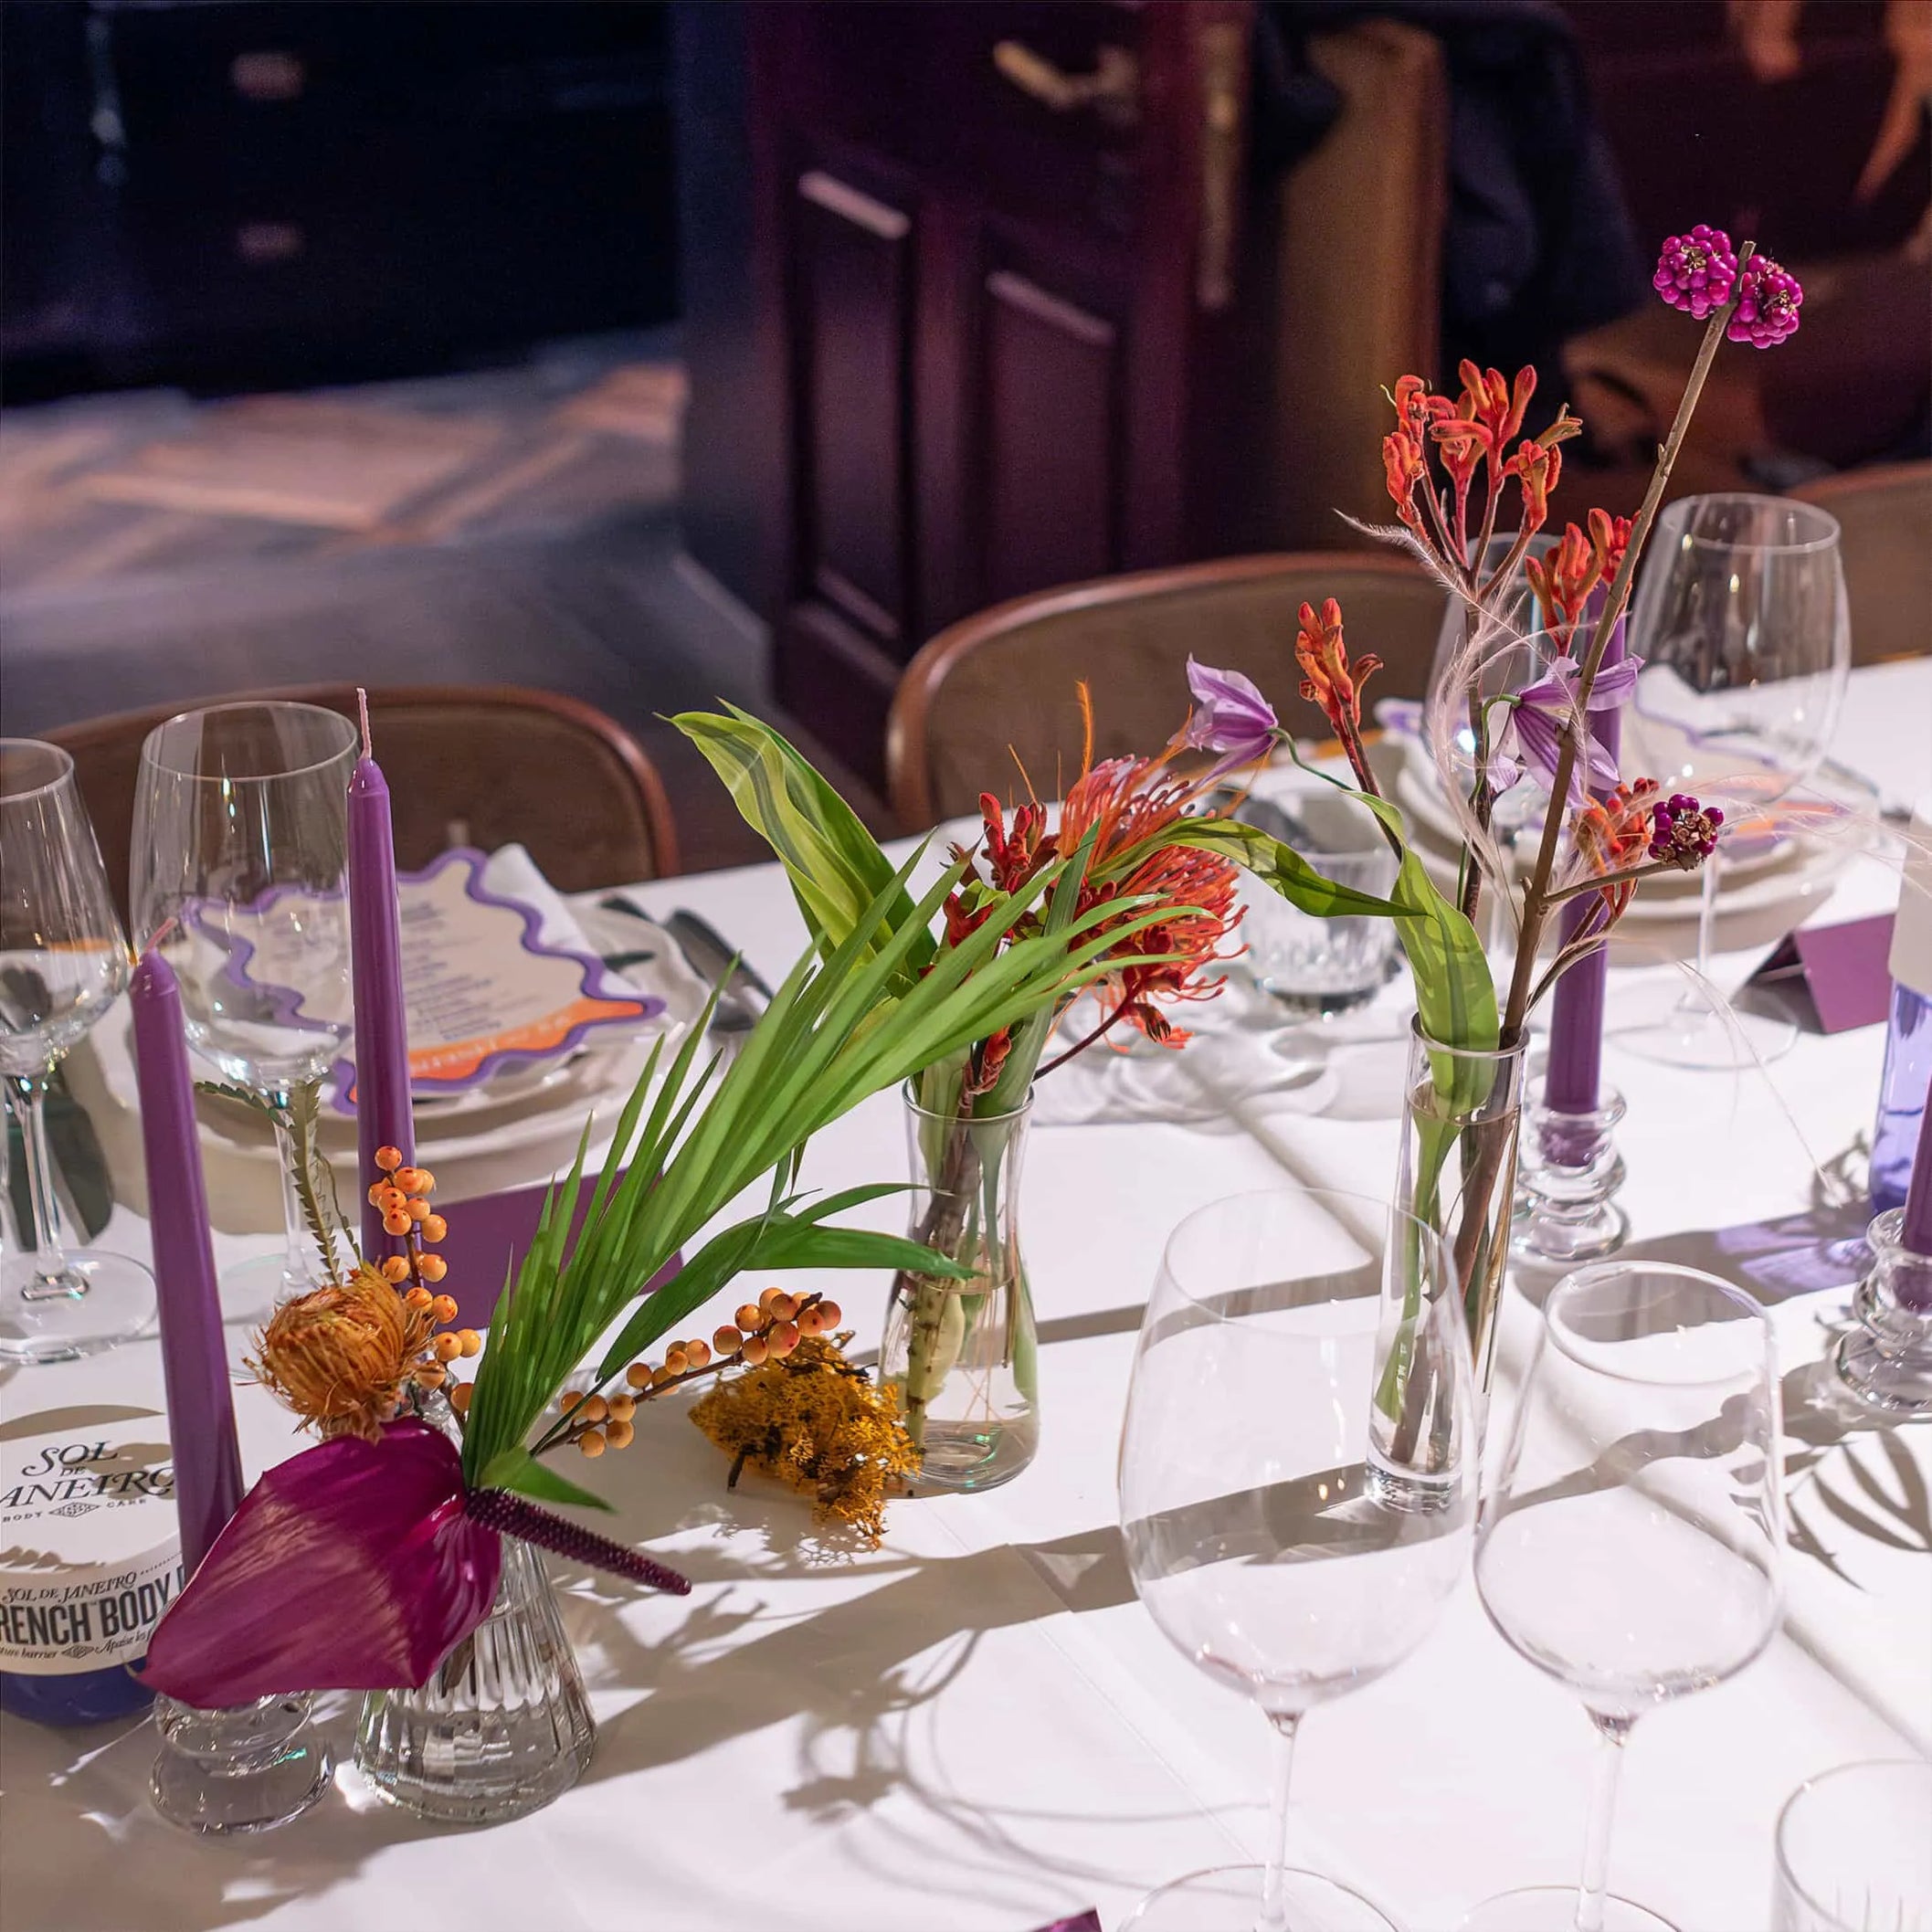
[
  {"left": 1492, "top": 654, "right": 1643, "bottom": 807},
  {"left": 1173, "top": 658, "right": 1280, "bottom": 778}
]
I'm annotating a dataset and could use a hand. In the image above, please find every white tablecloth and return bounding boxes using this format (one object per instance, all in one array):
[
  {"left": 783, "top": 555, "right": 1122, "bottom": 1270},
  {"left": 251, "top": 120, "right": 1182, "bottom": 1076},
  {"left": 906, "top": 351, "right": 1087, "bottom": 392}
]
[{"left": 5, "top": 660, "right": 1929, "bottom": 1932}]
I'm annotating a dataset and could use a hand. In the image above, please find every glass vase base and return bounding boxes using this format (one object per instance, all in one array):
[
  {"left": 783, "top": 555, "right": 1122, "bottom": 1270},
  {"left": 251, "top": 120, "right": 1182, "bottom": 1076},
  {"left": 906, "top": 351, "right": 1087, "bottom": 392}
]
[
  {"left": 1835, "top": 1329, "right": 1932, "bottom": 1418},
  {"left": 1512, "top": 1201, "right": 1630, "bottom": 1265},
  {"left": 904, "top": 1416, "right": 1039, "bottom": 1496},
  {"left": 1832, "top": 1210, "right": 1932, "bottom": 1418},
  {"left": 148, "top": 1694, "right": 333, "bottom": 1834},
  {"left": 1119, "top": 1863, "right": 1397, "bottom": 1932},
  {"left": 0, "top": 1251, "right": 155, "bottom": 1364},
  {"left": 1458, "top": 1888, "right": 1678, "bottom": 1931},
  {"left": 351, "top": 1537, "right": 595, "bottom": 1826}
]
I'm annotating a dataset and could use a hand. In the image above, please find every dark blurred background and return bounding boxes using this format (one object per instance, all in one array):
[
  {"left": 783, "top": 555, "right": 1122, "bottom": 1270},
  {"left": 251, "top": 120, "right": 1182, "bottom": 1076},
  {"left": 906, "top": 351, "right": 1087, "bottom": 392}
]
[{"left": 3, "top": 1, "right": 1927, "bottom": 860}]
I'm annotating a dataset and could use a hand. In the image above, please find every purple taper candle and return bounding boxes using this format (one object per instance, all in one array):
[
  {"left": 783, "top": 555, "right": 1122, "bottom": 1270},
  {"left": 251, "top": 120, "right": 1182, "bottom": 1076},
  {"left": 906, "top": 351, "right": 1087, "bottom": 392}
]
[
  {"left": 130, "top": 946, "right": 244, "bottom": 1575},
  {"left": 1904, "top": 1061, "right": 1932, "bottom": 1257},
  {"left": 1545, "top": 613, "right": 1628, "bottom": 1115},
  {"left": 349, "top": 690, "right": 415, "bottom": 1260}
]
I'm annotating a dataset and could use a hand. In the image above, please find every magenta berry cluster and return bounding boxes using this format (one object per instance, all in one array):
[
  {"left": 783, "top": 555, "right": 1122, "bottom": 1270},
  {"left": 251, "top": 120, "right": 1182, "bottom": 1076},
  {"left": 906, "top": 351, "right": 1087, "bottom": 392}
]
[
  {"left": 1726, "top": 255, "right": 1803, "bottom": 347},
  {"left": 1652, "top": 225, "right": 1739, "bottom": 320},
  {"left": 1648, "top": 793, "right": 1725, "bottom": 868}
]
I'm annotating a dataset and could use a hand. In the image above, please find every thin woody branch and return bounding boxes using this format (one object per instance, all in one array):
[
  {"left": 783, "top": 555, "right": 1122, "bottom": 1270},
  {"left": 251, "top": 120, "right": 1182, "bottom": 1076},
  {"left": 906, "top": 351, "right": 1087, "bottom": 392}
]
[{"left": 1503, "top": 244, "right": 1756, "bottom": 1040}]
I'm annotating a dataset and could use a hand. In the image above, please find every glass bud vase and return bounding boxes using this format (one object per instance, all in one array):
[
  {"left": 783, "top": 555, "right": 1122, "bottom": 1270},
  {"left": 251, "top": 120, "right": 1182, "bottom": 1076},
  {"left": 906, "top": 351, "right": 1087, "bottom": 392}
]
[
  {"left": 880, "top": 1085, "right": 1038, "bottom": 1494},
  {"left": 352, "top": 1536, "right": 593, "bottom": 1824},
  {"left": 1396, "top": 1022, "right": 1529, "bottom": 1399}
]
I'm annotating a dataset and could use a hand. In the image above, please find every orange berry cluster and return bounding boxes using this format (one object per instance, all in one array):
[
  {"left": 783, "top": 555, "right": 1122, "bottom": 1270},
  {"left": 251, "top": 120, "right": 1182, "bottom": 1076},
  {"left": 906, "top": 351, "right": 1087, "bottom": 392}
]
[
  {"left": 557, "top": 1286, "right": 843, "bottom": 1457},
  {"left": 365, "top": 1145, "right": 479, "bottom": 1399},
  {"left": 367, "top": 1147, "right": 449, "bottom": 1280}
]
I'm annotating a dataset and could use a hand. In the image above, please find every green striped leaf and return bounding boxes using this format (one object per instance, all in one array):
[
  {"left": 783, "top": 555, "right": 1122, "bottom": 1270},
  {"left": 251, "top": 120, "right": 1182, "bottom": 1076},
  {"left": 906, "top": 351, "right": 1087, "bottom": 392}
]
[{"left": 672, "top": 707, "right": 933, "bottom": 985}]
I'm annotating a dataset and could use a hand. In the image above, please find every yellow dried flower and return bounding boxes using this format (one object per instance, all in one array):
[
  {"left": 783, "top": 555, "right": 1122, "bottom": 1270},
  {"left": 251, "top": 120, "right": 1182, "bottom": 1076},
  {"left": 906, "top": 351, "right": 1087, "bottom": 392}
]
[
  {"left": 689, "top": 1333, "right": 917, "bottom": 1546},
  {"left": 247, "top": 1265, "right": 440, "bottom": 1441}
]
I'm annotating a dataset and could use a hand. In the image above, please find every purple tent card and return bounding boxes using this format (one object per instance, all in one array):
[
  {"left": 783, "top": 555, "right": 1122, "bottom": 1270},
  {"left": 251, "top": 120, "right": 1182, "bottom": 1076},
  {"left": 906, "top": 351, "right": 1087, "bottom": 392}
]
[{"left": 1745, "top": 912, "right": 1895, "bottom": 1035}]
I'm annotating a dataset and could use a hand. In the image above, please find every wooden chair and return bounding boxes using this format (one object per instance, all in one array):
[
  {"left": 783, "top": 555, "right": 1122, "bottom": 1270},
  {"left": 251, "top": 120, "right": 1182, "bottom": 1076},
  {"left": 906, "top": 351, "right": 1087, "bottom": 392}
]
[
  {"left": 1789, "top": 462, "right": 1932, "bottom": 667},
  {"left": 48, "top": 684, "right": 680, "bottom": 927},
  {"left": 886, "top": 553, "right": 1448, "bottom": 827}
]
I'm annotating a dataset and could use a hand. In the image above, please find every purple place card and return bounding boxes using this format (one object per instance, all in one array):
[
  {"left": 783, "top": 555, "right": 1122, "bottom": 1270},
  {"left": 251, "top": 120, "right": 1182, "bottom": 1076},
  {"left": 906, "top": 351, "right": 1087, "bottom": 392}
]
[
  {"left": 1027, "top": 1916, "right": 1103, "bottom": 1932},
  {"left": 436, "top": 1170, "right": 676, "bottom": 1330},
  {"left": 1746, "top": 913, "right": 1895, "bottom": 1034}
]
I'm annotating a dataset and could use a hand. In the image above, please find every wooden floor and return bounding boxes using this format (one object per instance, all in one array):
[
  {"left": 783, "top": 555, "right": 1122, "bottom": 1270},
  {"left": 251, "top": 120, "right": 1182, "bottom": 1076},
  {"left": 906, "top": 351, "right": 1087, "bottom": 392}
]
[{"left": 0, "top": 336, "right": 890, "bottom": 874}]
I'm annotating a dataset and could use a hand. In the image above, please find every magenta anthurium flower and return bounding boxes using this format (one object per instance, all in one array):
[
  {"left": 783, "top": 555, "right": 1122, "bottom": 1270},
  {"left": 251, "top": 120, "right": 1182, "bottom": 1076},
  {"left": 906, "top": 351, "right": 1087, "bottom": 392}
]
[
  {"left": 142, "top": 1420, "right": 502, "bottom": 1707},
  {"left": 1493, "top": 655, "right": 1643, "bottom": 807},
  {"left": 1172, "top": 658, "right": 1280, "bottom": 777}
]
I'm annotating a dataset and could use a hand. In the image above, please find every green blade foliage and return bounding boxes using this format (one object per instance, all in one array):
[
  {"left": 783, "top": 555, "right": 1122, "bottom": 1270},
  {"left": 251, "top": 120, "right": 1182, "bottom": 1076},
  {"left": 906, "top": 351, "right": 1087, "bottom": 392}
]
[
  {"left": 458, "top": 836, "right": 1169, "bottom": 1485},
  {"left": 1161, "top": 818, "right": 1407, "bottom": 918},
  {"left": 1344, "top": 789, "right": 1500, "bottom": 1107},
  {"left": 672, "top": 705, "right": 932, "bottom": 985}
]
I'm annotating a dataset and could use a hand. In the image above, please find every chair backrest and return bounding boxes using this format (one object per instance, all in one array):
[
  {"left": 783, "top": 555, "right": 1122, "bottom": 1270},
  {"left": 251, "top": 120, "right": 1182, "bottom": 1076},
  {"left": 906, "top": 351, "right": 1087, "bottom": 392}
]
[
  {"left": 47, "top": 684, "right": 679, "bottom": 929},
  {"left": 1267, "top": 20, "right": 1450, "bottom": 546},
  {"left": 1789, "top": 462, "right": 1932, "bottom": 667},
  {"left": 886, "top": 553, "right": 1448, "bottom": 827}
]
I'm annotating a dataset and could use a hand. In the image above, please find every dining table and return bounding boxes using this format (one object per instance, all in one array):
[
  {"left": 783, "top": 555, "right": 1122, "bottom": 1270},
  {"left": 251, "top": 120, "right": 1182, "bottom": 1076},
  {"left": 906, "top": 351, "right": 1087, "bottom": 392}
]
[{"left": 4, "top": 656, "right": 1929, "bottom": 1932}]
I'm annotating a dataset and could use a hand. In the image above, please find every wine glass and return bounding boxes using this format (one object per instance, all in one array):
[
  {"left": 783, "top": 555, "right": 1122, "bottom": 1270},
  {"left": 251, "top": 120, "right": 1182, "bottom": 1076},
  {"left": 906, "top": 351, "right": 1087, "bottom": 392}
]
[
  {"left": 1617, "top": 494, "right": 1851, "bottom": 1069},
  {"left": 131, "top": 702, "right": 359, "bottom": 1323},
  {"left": 1463, "top": 1262, "right": 1785, "bottom": 1932},
  {"left": 0, "top": 741, "right": 155, "bottom": 1361},
  {"left": 1119, "top": 1188, "right": 1476, "bottom": 1932}
]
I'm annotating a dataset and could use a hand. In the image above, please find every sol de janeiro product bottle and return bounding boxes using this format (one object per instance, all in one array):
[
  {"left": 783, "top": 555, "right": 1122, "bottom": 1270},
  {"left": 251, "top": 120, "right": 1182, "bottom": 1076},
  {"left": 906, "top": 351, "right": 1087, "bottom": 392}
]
[
  {"left": 1872, "top": 799, "right": 1932, "bottom": 1220},
  {"left": 0, "top": 1408, "right": 184, "bottom": 1726}
]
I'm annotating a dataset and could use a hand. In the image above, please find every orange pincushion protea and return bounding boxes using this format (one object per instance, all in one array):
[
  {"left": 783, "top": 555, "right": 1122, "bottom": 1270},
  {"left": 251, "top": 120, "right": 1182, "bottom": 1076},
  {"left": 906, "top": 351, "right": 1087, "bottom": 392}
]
[
  {"left": 944, "top": 694, "right": 1245, "bottom": 1056},
  {"left": 248, "top": 1265, "right": 444, "bottom": 1441},
  {"left": 1055, "top": 756, "right": 1244, "bottom": 1046}
]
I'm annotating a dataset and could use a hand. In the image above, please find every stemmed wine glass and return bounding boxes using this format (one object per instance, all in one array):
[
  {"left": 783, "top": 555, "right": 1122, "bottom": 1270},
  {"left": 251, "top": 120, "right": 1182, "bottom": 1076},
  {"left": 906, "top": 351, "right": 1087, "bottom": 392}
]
[
  {"left": 1462, "top": 1262, "right": 1785, "bottom": 1932},
  {"left": 1617, "top": 493, "right": 1851, "bottom": 1069},
  {"left": 1119, "top": 1188, "right": 1477, "bottom": 1932},
  {"left": 0, "top": 741, "right": 155, "bottom": 1361},
  {"left": 131, "top": 702, "right": 359, "bottom": 1323}
]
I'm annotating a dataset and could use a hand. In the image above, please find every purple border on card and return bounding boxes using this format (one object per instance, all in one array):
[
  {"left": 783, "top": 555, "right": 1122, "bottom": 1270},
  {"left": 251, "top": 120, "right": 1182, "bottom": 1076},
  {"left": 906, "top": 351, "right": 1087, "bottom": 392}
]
[
  {"left": 185, "top": 881, "right": 350, "bottom": 1044},
  {"left": 326, "top": 848, "right": 665, "bottom": 1114}
]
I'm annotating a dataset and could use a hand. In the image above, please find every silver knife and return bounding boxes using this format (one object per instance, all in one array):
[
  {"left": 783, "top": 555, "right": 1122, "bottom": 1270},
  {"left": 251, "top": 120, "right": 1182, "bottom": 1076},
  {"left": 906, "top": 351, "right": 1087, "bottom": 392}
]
[{"left": 665, "top": 910, "right": 772, "bottom": 1031}]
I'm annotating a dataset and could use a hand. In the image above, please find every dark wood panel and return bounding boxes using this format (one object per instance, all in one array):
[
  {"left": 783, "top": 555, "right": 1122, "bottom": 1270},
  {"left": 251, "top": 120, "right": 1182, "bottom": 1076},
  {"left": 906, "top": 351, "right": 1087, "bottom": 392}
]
[
  {"left": 774, "top": 600, "right": 902, "bottom": 770},
  {"left": 796, "top": 166, "right": 913, "bottom": 646},
  {"left": 979, "top": 267, "right": 1118, "bottom": 605}
]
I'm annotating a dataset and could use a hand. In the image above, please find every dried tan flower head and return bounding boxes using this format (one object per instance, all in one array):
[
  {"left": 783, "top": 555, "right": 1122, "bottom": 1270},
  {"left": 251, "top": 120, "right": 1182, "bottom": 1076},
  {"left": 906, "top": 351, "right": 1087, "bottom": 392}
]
[{"left": 248, "top": 1265, "right": 440, "bottom": 1440}]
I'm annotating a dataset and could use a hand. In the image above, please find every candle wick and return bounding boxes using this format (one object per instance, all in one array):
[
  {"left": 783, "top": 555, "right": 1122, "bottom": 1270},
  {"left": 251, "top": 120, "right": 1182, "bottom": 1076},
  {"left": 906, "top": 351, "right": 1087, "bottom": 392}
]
[{"left": 357, "top": 688, "right": 373, "bottom": 760}]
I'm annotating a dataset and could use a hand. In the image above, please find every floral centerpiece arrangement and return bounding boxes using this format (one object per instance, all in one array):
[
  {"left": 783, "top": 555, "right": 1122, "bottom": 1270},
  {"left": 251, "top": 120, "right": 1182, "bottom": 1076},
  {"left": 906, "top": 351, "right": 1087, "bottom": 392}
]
[
  {"left": 674, "top": 700, "right": 1401, "bottom": 1488},
  {"left": 1182, "top": 227, "right": 1805, "bottom": 1392},
  {"left": 140, "top": 846, "right": 1189, "bottom": 1707},
  {"left": 142, "top": 755, "right": 1373, "bottom": 1710}
]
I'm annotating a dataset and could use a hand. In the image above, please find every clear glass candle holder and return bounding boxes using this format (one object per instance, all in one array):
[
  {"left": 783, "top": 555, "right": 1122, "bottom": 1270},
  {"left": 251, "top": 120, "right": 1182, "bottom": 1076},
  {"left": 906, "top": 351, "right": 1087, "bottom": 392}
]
[
  {"left": 1834, "top": 1208, "right": 1932, "bottom": 1418},
  {"left": 1513, "top": 1077, "right": 1628, "bottom": 1263},
  {"left": 1773, "top": 1759, "right": 1932, "bottom": 1930},
  {"left": 149, "top": 1692, "right": 333, "bottom": 1834}
]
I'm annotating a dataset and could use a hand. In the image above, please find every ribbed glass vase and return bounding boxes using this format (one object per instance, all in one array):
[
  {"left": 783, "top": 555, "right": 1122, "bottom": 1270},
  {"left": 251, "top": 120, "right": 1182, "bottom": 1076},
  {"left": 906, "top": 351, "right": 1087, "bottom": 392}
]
[{"left": 351, "top": 1536, "right": 593, "bottom": 1824}]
